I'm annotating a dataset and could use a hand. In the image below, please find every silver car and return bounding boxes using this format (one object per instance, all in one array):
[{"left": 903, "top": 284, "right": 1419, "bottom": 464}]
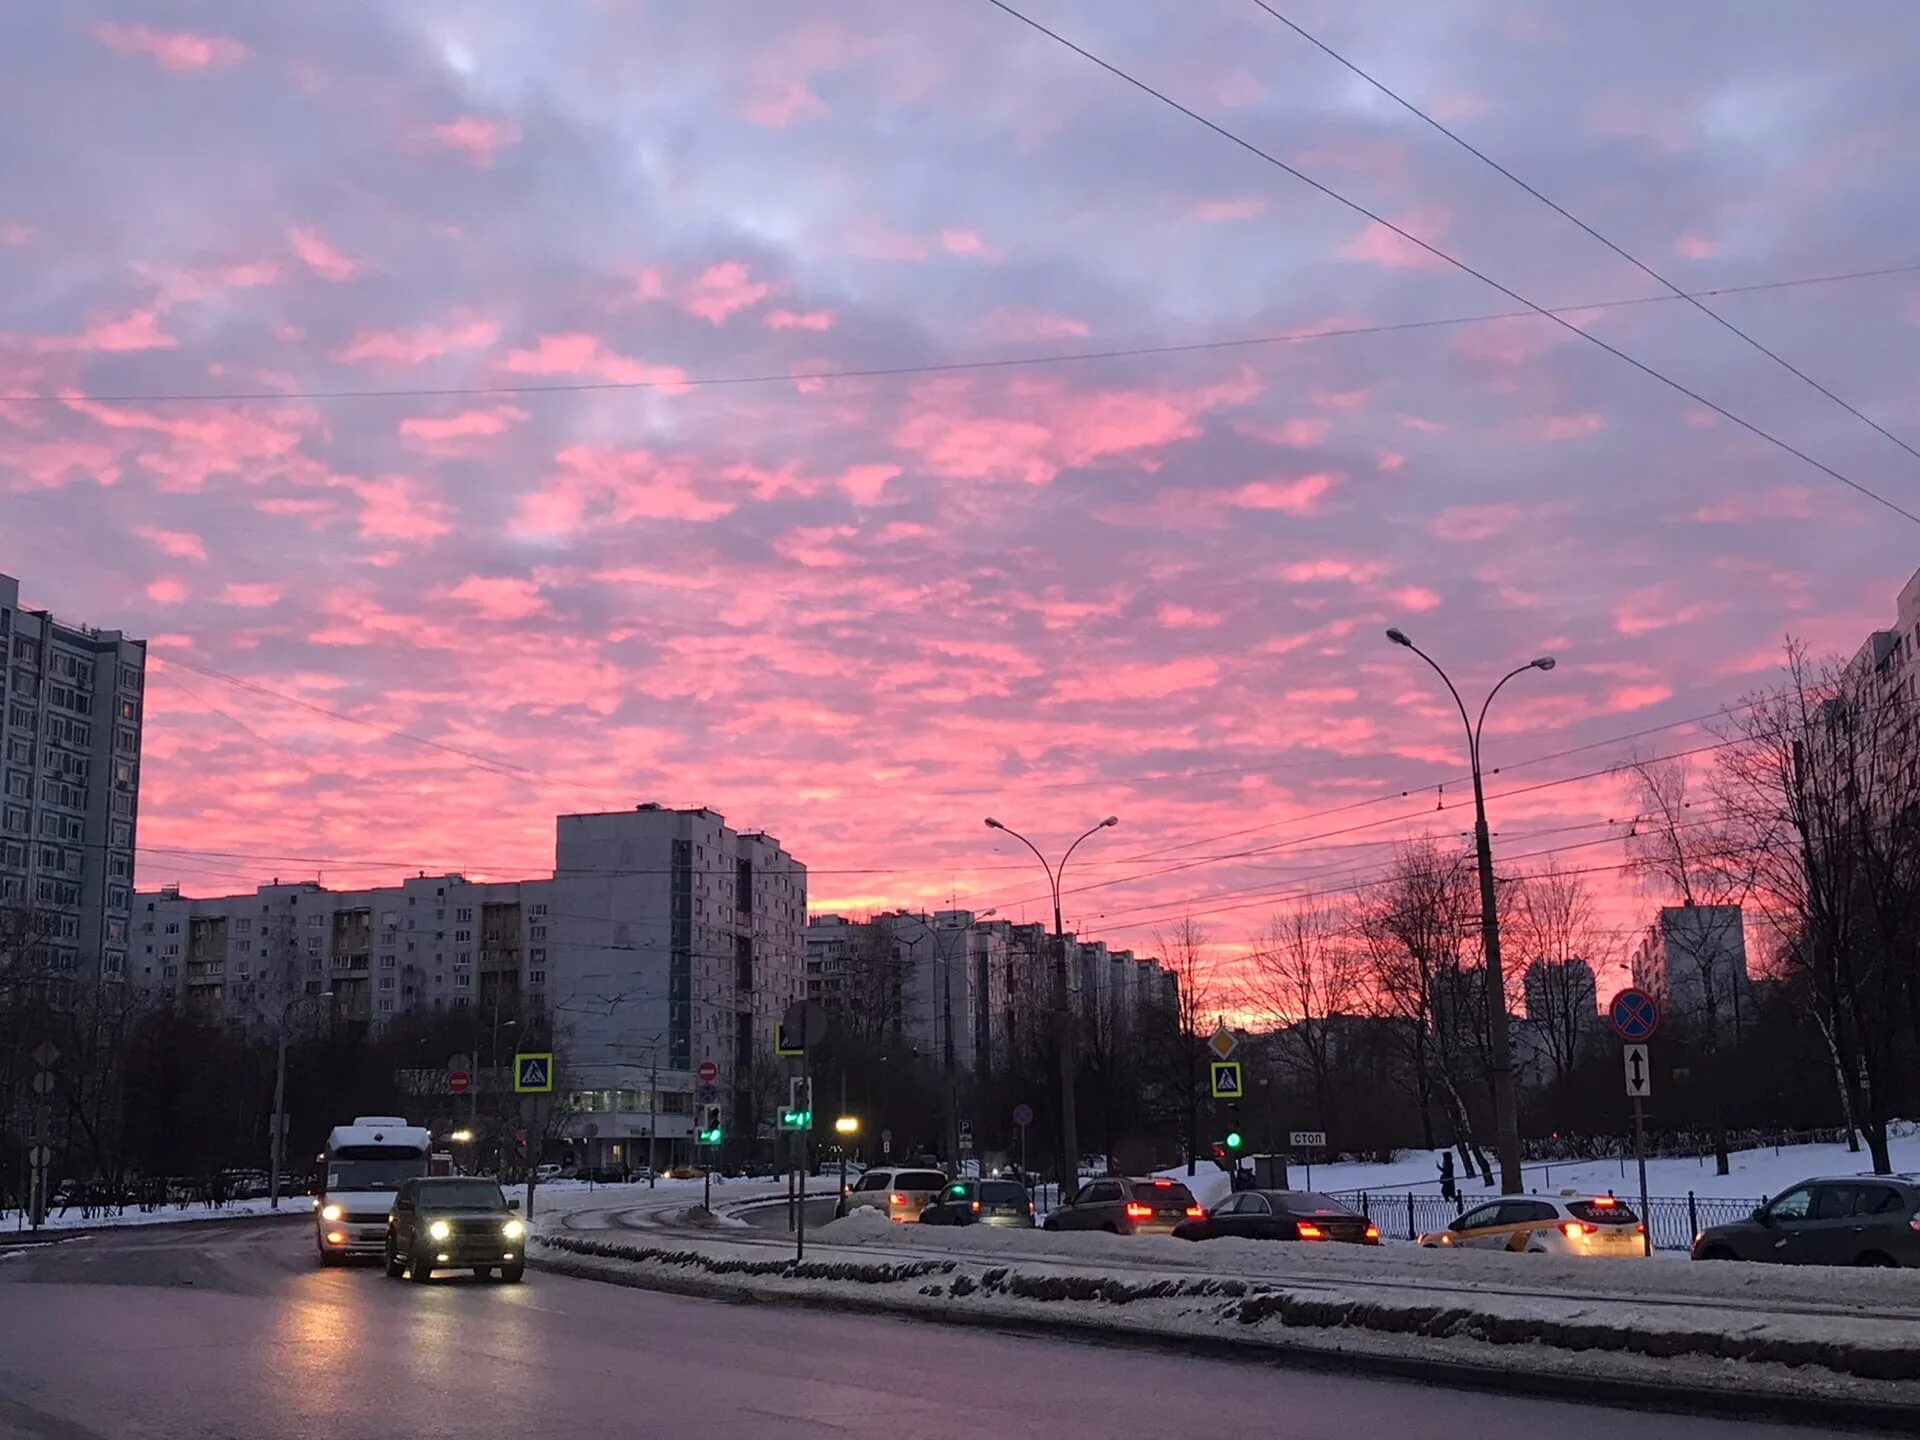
[{"left": 835, "top": 1166, "right": 948, "bottom": 1223}]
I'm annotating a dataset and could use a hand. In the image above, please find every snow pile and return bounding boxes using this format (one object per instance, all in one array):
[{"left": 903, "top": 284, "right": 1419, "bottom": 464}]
[
  {"left": 5, "top": 1196, "right": 295, "bottom": 1234},
  {"left": 813, "top": 1205, "right": 895, "bottom": 1235}
]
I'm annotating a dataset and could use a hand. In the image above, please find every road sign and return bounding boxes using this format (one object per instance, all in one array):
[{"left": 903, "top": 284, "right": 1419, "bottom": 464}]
[
  {"left": 448, "top": 1071, "right": 471, "bottom": 1094},
  {"left": 958, "top": 1119, "right": 974, "bottom": 1152},
  {"left": 31, "top": 1042, "right": 58, "bottom": 1069},
  {"left": 696, "top": 1082, "right": 718, "bottom": 1104},
  {"left": 777, "top": 1000, "right": 831, "bottom": 1056},
  {"left": 1209, "top": 1060, "right": 1243, "bottom": 1100},
  {"left": 513, "top": 1052, "right": 554, "bottom": 1093},
  {"left": 1012, "top": 1104, "right": 1033, "bottom": 1128},
  {"left": 1207, "top": 1025, "right": 1237, "bottom": 1060},
  {"left": 30, "top": 1071, "right": 54, "bottom": 1096},
  {"left": 1623, "top": 1043, "right": 1652, "bottom": 1098},
  {"left": 27, "top": 1145, "right": 50, "bottom": 1170},
  {"left": 1289, "top": 1130, "right": 1327, "bottom": 1148},
  {"left": 697, "top": 1060, "right": 719, "bottom": 1085},
  {"left": 1609, "top": 988, "right": 1660, "bottom": 1042}
]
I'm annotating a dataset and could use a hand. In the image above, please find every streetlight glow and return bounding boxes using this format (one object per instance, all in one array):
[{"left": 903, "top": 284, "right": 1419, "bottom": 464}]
[
  {"left": 834, "top": 1115, "right": 860, "bottom": 1136},
  {"left": 450, "top": 1129, "right": 474, "bottom": 1144}
]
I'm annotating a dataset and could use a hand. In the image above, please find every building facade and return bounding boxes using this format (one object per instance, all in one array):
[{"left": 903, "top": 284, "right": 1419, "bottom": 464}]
[
  {"left": 1631, "top": 903, "right": 1751, "bottom": 1037},
  {"left": 1521, "top": 957, "right": 1598, "bottom": 1025},
  {"left": 0, "top": 572, "right": 145, "bottom": 982},
  {"left": 136, "top": 804, "right": 806, "bottom": 1166}
]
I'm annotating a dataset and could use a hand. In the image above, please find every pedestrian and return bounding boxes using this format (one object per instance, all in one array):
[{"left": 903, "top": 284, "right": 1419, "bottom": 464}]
[{"left": 1438, "top": 1151, "right": 1457, "bottom": 1202}]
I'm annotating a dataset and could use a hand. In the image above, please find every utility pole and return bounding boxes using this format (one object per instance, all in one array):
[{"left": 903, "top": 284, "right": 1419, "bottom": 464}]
[
  {"left": 648, "top": 1054, "right": 658, "bottom": 1188},
  {"left": 270, "top": 990, "right": 330, "bottom": 1210}
]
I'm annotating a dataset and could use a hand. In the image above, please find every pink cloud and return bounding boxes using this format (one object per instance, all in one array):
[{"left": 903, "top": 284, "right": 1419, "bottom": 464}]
[
  {"left": 1158, "top": 604, "right": 1223, "bottom": 629},
  {"left": 1688, "top": 486, "right": 1817, "bottom": 523},
  {"left": 1338, "top": 206, "right": 1451, "bottom": 271},
  {"left": 743, "top": 81, "right": 826, "bottom": 129},
  {"left": 1377, "top": 450, "right": 1406, "bottom": 472},
  {"left": 286, "top": 226, "right": 363, "bottom": 282},
  {"left": 136, "top": 527, "right": 207, "bottom": 562},
  {"left": 1389, "top": 586, "right": 1442, "bottom": 612},
  {"left": 333, "top": 318, "right": 499, "bottom": 365},
  {"left": 980, "top": 309, "right": 1090, "bottom": 342},
  {"left": 1613, "top": 586, "right": 1727, "bottom": 637},
  {"left": 220, "top": 583, "right": 281, "bottom": 608},
  {"left": 414, "top": 116, "right": 521, "bottom": 166},
  {"left": 1237, "top": 418, "right": 1329, "bottom": 449},
  {"left": 1230, "top": 473, "right": 1340, "bottom": 513},
  {"left": 449, "top": 575, "right": 546, "bottom": 621},
  {"left": 1675, "top": 232, "right": 1720, "bottom": 259},
  {"left": 0, "top": 222, "right": 31, "bottom": 248},
  {"left": 1192, "top": 196, "right": 1268, "bottom": 222},
  {"left": 92, "top": 22, "right": 246, "bottom": 71},
  {"left": 514, "top": 446, "right": 734, "bottom": 535},
  {"left": 1532, "top": 412, "right": 1606, "bottom": 441},
  {"left": 342, "top": 476, "right": 452, "bottom": 542},
  {"left": 30, "top": 308, "right": 176, "bottom": 354},
  {"left": 146, "top": 578, "right": 189, "bottom": 604},
  {"left": 846, "top": 220, "right": 1000, "bottom": 263},
  {"left": 1279, "top": 558, "right": 1385, "bottom": 585},
  {"left": 682, "top": 262, "right": 772, "bottom": 326},
  {"left": 1052, "top": 656, "right": 1219, "bottom": 703},
  {"left": 398, "top": 405, "right": 527, "bottom": 444},
  {"left": 941, "top": 229, "right": 995, "bottom": 257},
  {"left": 1432, "top": 504, "right": 1528, "bottom": 541},
  {"left": 765, "top": 309, "right": 835, "bottom": 332},
  {"left": 499, "top": 333, "right": 689, "bottom": 391},
  {"left": 840, "top": 464, "right": 900, "bottom": 505}
]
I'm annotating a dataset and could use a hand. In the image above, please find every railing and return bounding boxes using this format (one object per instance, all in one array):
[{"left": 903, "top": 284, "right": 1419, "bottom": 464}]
[{"left": 1328, "top": 1189, "right": 1764, "bottom": 1251}]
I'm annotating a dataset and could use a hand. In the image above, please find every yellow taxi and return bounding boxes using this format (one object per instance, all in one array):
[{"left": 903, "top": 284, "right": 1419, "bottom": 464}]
[{"left": 1419, "top": 1193, "right": 1647, "bottom": 1256}]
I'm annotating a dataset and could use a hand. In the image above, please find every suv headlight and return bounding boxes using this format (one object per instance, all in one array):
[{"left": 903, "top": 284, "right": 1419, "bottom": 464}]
[
  {"left": 429, "top": 1219, "right": 451, "bottom": 1241},
  {"left": 320, "top": 1204, "right": 342, "bottom": 1222},
  {"left": 503, "top": 1219, "right": 525, "bottom": 1240}
]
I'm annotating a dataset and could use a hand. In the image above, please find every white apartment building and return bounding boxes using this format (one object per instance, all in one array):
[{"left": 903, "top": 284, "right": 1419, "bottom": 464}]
[
  {"left": 136, "top": 804, "right": 805, "bottom": 1163},
  {"left": 0, "top": 572, "right": 145, "bottom": 981},
  {"left": 1631, "top": 903, "right": 1751, "bottom": 1037}
]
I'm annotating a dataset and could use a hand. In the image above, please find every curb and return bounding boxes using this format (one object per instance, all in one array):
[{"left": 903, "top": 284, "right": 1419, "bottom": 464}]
[{"left": 531, "top": 1247, "right": 1920, "bottom": 1434}]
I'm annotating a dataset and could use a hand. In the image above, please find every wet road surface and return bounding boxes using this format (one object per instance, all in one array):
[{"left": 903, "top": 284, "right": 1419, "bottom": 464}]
[{"left": 0, "top": 1218, "right": 1867, "bottom": 1440}]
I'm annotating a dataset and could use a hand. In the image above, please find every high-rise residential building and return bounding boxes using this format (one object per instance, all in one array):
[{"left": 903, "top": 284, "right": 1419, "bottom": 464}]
[
  {"left": 1521, "top": 957, "right": 1598, "bottom": 1025},
  {"left": 135, "top": 804, "right": 805, "bottom": 1169},
  {"left": 1631, "top": 903, "right": 1750, "bottom": 1036},
  {"left": 0, "top": 572, "right": 145, "bottom": 981},
  {"left": 1849, "top": 564, "right": 1920, "bottom": 691}
]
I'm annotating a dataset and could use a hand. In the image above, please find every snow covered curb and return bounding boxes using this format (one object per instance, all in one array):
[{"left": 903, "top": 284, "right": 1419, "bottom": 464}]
[
  {"left": 2, "top": 1198, "right": 306, "bottom": 1238},
  {"left": 531, "top": 1231, "right": 1920, "bottom": 1423}
]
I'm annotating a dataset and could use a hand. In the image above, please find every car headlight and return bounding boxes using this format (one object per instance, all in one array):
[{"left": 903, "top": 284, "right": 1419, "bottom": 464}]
[
  {"left": 429, "top": 1219, "right": 451, "bottom": 1241},
  {"left": 503, "top": 1219, "right": 525, "bottom": 1241},
  {"left": 320, "top": 1204, "right": 342, "bottom": 1222}
]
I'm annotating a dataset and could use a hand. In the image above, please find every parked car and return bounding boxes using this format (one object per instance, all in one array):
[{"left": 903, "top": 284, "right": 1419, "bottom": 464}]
[
  {"left": 1174, "top": 1189, "right": 1378, "bottom": 1244},
  {"left": 383, "top": 1176, "right": 526, "bottom": 1283},
  {"left": 1692, "top": 1175, "right": 1920, "bottom": 1268},
  {"left": 1043, "top": 1177, "right": 1202, "bottom": 1236},
  {"left": 835, "top": 1167, "right": 948, "bottom": 1222},
  {"left": 1420, "top": 1194, "right": 1646, "bottom": 1256},
  {"left": 918, "top": 1178, "right": 1036, "bottom": 1229}
]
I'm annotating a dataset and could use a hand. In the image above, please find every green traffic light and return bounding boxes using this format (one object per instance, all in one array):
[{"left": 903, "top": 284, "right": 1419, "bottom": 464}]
[{"left": 1226, "top": 1131, "right": 1243, "bottom": 1150}]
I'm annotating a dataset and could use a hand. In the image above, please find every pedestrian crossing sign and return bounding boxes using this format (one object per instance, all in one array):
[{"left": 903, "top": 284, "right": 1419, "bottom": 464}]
[
  {"left": 1210, "top": 1061, "right": 1243, "bottom": 1100},
  {"left": 514, "top": 1052, "right": 554, "bottom": 1093}
]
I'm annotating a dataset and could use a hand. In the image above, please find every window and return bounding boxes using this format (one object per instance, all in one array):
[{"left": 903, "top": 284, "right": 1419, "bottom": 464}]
[
  {"left": 117, "top": 698, "right": 138, "bottom": 722},
  {"left": 530, "top": 948, "right": 546, "bottom": 963},
  {"left": 530, "top": 903, "right": 547, "bottom": 917},
  {"left": 380, "top": 954, "right": 396, "bottom": 968},
  {"left": 1766, "top": 1187, "right": 1815, "bottom": 1223},
  {"left": 1, "top": 805, "right": 24, "bottom": 835},
  {"left": 529, "top": 969, "right": 546, "bottom": 986},
  {"left": 454, "top": 929, "right": 471, "bottom": 943},
  {"left": 164, "top": 921, "right": 180, "bottom": 934},
  {"left": 378, "top": 998, "right": 393, "bottom": 1013},
  {"left": 531, "top": 924, "right": 547, "bottom": 940},
  {"left": 378, "top": 976, "right": 395, "bottom": 991},
  {"left": 456, "top": 908, "right": 472, "bottom": 922}
]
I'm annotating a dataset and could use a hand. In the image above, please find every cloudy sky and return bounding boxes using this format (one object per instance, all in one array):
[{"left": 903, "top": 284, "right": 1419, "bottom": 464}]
[{"left": 5, "top": 1, "right": 1918, "bottom": 980}]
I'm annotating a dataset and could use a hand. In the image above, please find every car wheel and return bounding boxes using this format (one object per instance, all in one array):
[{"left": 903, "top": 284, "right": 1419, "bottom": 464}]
[
  {"left": 384, "top": 1246, "right": 404, "bottom": 1279},
  {"left": 1696, "top": 1246, "right": 1738, "bottom": 1262},
  {"left": 408, "top": 1248, "right": 432, "bottom": 1283},
  {"left": 500, "top": 1262, "right": 525, "bottom": 1283},
  {"left": 1042, "top": 1217, "right": 1059, "bottom": 1232},
  {"left": 1101, "top": 1223, "right": 1119, "bottom": 1235},
  {"left": 472, "top": 1266, "right": 493, "bottom": 1279},
  {"left": 1854, "top": 1252, "right": 1897, "bottom": 1268}
]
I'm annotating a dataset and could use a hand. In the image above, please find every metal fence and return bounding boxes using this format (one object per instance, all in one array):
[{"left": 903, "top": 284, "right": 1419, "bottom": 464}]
[{"left": 1327, "top": 1189, "right": 1764, "bottom": 1251}]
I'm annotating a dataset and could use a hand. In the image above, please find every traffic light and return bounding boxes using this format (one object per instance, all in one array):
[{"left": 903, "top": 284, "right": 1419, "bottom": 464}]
[
  {"left": 1225, "top": 1131, "right": 1244, "bottom": 1151},
  {"left": 697, "top": 1105, "right": 724, "bottom": 1145},
  {"left": 780, "top": 1076, "right": 813, "bottom": 1130}
]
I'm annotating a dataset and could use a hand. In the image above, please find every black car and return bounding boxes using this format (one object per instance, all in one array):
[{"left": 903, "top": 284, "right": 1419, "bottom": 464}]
[
  {"left": 918, "top": 1179, "right": 1036, "bottom": 1228},
  {"left": 384, "top": 1177, "right": 527, "bottom": 1283},
  {"left": 1173, "top": 1189, "right": 1379, "bottom": 1244},
  {"left": 1691, "top": 1174, "right": 1920, "bottom": 1268}
]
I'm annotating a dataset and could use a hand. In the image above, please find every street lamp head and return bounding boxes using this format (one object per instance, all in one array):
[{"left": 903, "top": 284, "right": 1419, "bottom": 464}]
[
  {"left": 450, "top": 1129, "right": 474, "bottom": 1144},
  {"left": 833, "top": 1115, "right": 860, "bottom": 1136},
  {"left": 983, "top": 817, "right": 1003, "bottom": 830},
  {"left": 1385, "top": 627, "right": 1412, "bottom": 647},
  {"left": 1532, "top": 656, "right": 1557, "bottom": 672},
  {"left": 1100, "top": 815, "right": 1119, "bottom": 828}
]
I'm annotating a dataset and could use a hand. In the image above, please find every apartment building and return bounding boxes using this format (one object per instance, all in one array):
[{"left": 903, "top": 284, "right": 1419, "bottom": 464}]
[
  {"left": 0, "top": 572, "right": 145, "bottom": 981},
  {"left": 137, "top": 804, "right": 806, "bottom": 1164},
  {"left": 1631, "top": 903, "right": 1751, "bottom": 1037}
]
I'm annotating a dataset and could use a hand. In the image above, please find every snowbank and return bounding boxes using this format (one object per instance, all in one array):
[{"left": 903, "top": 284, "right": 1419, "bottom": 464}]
[{"left": 4, "top": 1196, "right": 296, "bottom": 1234}]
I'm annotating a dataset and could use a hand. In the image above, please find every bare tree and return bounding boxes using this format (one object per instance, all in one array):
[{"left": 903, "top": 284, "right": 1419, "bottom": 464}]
[
  {"left": 1239, "top": 901, "right": 1364, "bottom": 1150},
  {"left": 1150, "top": 918, "right": 1220, "bottom": 1175},
  {"left": 1507, "top": 863, "right": 1608, "bottom": 1091}
]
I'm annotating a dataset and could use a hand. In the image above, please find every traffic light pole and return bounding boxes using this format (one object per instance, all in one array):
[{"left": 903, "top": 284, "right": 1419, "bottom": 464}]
[{"left": 795, "top": 1061, "right": 810, "bottom": 1263}]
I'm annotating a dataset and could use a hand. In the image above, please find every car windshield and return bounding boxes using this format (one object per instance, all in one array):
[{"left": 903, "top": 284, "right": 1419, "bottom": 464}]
[
  {"left": 418, "top": 1181, "right": 507, "bottom": 1210},
  {"left": 1567, "top": 1199, "right": 1639, "bottom": 1224},
  {"left": 980, "top": 1181, "right": 1028, "bottom": 1204},
  {"left": 1133, "top": 1181, "right": 1196, "bottom": 1205},
  {"left": 896, "top": 1171, "right": 946, "bottom": 1191},
  {"left": 327, "top": 1145, "right": 428, "bottom": 1193}
]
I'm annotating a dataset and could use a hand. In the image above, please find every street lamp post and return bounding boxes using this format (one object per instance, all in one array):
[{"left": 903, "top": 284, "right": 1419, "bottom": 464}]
[
  {"left": 834, "top": 1114, "right": 860, "bottom": 1203},
  {"left": 982, "top": 816, "right": 1119, "bottom": 1191},
  {"left": 270, "top": 989, "right": 332, "bottom": 1211},
  {"left": 1386, "top": 627, "right": 1555, "bottom": 1195}
]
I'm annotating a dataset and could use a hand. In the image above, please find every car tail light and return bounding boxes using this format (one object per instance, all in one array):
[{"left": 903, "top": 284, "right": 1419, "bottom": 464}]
[
  {"left": 1125, "top": 1202, "right": 1154, "bottom": 1219},
  {"left": 1561, "top": 1221, "right": 1592, "bottom": 1237},
  {"left": 889, "top": 1193, "right": 906, "bottom": 1206},
  {"left": 1909, "top": 1215, "right": 1920, "bottom": 1234},
  {"left": 1185, "top": 1206, "right": 1205, "bottom": 1219},
  {"left": 1297, "top": 1222, "right": 1325, "bottom": 1240},
  {"left": 1153, "top": 1179, "right": 1173, "bottom": 1188},
  {"left": 1365, "top": 1223, "right": 1380, "bottom": 1240},
  {"left": 971, "top": 1201, "right": 981, "bottom": 1213},
  {"left": 1636, "top": 1223, "right": 1647, "bottom": 1235},
  {"left": 1591, "top": 1196, "right": 1617, "bottom": 1208}
]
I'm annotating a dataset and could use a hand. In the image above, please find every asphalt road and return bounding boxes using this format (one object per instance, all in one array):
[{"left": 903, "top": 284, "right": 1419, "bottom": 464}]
[
  {"left": 0, "top": 1218, "right": 1870, "bottom": 1440},
  {"left": 741, "top": 1194, "right": 839, "bottom": 1230}
]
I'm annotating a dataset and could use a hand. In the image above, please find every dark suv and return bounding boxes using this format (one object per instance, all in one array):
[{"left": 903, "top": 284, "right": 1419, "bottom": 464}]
[
  {"left": 385, "top": 1177, "right": 527, "bottom": 1283},
  {"left": 1692, "top": 1175, "right": 1920, "bottom": 1268},
  {"left": 1043, "top": 1176, "right": 1202, "bottom": 1236}
]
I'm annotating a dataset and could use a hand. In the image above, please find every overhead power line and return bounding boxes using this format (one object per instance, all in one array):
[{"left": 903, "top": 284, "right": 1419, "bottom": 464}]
[
  {"left": 0, "top": 266, "right": 1915, "bottom": 406},
  {"left": 1250, "top": 1, "right": 1920, "bottom": 473},
  {"left": 980, "top": 0, "right": 1920, "bottom": 526}
]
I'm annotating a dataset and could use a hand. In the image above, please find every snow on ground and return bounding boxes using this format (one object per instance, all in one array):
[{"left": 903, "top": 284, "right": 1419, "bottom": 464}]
[
  {"left": 3, "top": 1196, "right": 294, "bottom": 1233},
  {"left": 1160, "top": 1130, "right": 1920, "bottom": 1209}
]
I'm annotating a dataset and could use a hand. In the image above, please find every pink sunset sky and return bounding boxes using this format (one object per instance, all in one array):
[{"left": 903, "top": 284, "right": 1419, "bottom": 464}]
[{"left": 5, "top": 1, "right": 1919, "bottom": 990}]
